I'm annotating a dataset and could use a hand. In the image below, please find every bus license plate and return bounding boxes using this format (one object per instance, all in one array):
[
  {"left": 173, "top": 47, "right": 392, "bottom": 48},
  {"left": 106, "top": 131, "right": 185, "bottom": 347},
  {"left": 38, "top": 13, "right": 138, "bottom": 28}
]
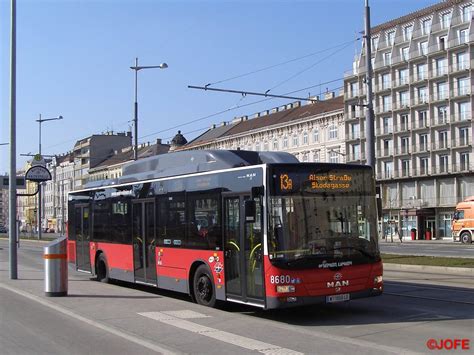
[{"left": 326, "top": 294, "right": 350, "bottom": 303}]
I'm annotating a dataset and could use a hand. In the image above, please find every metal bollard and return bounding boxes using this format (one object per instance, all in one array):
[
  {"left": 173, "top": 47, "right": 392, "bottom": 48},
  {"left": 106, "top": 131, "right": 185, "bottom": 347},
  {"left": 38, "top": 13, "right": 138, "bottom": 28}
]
[{"left": 44, "top": 236, "right": 68, "bottom": 297}]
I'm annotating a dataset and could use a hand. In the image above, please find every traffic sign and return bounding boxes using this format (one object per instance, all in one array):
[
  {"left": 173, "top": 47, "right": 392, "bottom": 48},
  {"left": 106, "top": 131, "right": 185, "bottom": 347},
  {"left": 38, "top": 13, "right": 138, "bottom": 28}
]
[
  {"left": 25, "top": 165, "right": 52, "bottom": 182},
  {"left": 31, "top": 154, "right": 46, "bottom": 167}
]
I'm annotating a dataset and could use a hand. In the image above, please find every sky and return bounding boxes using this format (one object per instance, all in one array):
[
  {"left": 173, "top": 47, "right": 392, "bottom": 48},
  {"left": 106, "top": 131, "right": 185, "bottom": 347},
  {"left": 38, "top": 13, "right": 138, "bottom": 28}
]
[{"left": 0, "top": 0, "right": 438, "bottom": 173}]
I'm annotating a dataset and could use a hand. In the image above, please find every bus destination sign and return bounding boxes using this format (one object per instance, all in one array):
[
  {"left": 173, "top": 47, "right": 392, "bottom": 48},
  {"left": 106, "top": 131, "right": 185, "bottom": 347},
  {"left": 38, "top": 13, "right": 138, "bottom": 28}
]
[{"left": 279, "top": 171, "right": 355, "bottom": 193}]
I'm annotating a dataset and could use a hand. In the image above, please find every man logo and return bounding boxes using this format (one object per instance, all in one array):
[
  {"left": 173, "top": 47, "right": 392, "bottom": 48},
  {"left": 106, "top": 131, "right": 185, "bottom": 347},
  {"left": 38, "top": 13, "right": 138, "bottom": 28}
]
[
  {"left": 327, "top": 280, "right": 350, "bottom": 288},
  {"left": 334, "top": 273, "right": 343, "bottom": 281}
]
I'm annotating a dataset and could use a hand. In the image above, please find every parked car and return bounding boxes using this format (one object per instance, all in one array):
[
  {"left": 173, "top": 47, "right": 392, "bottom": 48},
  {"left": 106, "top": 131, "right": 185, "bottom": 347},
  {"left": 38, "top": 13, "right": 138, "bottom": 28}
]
[{"left": 0, "top": 226, "right": 8, "bottom": 233}]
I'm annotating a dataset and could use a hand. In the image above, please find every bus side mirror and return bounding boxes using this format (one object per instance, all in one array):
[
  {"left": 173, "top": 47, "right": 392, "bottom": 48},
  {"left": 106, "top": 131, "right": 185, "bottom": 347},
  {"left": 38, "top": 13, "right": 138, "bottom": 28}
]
[{"left": 244, "top": 200, "right": 256, "bottom": 223}]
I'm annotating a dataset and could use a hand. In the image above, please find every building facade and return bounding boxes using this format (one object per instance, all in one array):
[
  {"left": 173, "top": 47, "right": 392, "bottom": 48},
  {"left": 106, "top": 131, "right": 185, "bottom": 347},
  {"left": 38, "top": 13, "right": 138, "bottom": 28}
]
[
  {"left": 181, "top": 94, "right": 346, "bottom": 164},
  {"left": 344, "top": 0, "right": 473, "bottom": 239}
]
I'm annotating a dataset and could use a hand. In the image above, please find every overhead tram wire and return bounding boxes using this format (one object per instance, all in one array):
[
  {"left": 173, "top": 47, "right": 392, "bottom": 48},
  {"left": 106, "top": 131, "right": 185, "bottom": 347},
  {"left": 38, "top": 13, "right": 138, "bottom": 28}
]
[
  {"left": 140, "top": 79, "right": 345, "bottom": 140},
  {"left": 206, "top": 38, "right": 360, "bottom": 87}
]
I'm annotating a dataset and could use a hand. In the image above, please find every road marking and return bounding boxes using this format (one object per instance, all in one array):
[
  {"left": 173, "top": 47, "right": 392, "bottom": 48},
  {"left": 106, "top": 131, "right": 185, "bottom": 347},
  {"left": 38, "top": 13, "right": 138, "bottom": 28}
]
[
  {"left": 162, "top": 310, "right": 211, "bottom": 319},
  {"left": 0, "top": 282, "right": 178, "bottom": 355},
  {"left": 139, "top": 311, "right": 303, "bottom": 355}
]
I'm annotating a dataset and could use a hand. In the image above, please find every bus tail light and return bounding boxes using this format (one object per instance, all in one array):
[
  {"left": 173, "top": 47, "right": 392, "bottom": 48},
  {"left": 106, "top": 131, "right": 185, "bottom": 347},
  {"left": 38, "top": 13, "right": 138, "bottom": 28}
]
[{"left": 276, "top": 285, "right": 295, "bottom": 293}]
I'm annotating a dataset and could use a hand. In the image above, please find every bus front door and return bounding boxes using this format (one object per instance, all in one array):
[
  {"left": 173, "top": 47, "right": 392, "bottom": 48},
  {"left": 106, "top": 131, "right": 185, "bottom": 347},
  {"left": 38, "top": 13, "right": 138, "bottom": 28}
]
[
  {"left": 224, "top": 195, "right": 264, "bottom": 305},
  {"left": 132, "top": 200, "right": 157, "bottom": 285},
  {"left": 75, "top": 205, "right": 91, "bottom": 273}
]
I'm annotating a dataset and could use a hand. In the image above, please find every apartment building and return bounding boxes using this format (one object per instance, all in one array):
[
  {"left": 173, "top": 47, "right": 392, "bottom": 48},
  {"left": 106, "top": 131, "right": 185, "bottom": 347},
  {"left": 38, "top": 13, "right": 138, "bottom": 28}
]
[
  {"left": 181, "top": 93, "right": 345, "bottom": 164},
  {"left": 344, "top": 0, "right": 473, "bottom": 239}
]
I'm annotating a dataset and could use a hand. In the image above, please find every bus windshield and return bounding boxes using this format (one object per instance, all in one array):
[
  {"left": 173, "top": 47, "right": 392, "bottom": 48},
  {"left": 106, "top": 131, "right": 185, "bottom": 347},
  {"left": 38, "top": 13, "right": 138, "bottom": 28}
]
[{"left": 268, "top": 165, "right": 380, "bottom": 268}]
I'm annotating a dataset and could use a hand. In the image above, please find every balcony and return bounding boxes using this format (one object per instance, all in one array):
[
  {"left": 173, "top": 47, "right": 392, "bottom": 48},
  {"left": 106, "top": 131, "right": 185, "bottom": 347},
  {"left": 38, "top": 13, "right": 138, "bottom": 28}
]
[
  {"left": 377, "top": 125, "right": 393, "bottom": 136},
  {"left": 413, "top": 119, "right": 430, "bottom": 130},
  {"left": 451, "top": 162, "right": 474, "bottom": 173},
  {"left": 394, "top": 146, "right": 411, "bottom": 156},
  {"left": 451, "top": 113, "right": 471, "bottom": 123},
  {"left": 412, "top": 96, "right": 429, "bottom": 106},
  {"left": 347, "top": 131, "right": 364, "bottom": 140},
  {"left": 393, "top": 76, "right": 410, "bottom": 87},
  {"left": 375, "top": 104, "right": 392, "bottom": 114},
  {"left": 412, "top": 143, "right": 430, "bottom": 154},
  {"left": 447, "top": 36, "right": 470, "bottom": 50},
  {"left": 449, "top": 60, "right": 470, "bottom": 74},
  {"left": 430, "top": 66, "right": 449, "bottom": 79},
  {"left": 451, "top": 86, "right": 471, "bottom": 98},
  {"left": 451, "top": 138, "right": 472, "bottom": 149},
  {"left": 393, "top": 123, "right": 411, "bottom": 133},
  {"left": 431, "top": 92, "right": 449, "bottom": 103},
  {"left": 431, "top": 116, "right": 450, "bottom": 126},
  {"left": 347, "top": 152, "right": 366, "bottom": 162},
  {"left": 432, "top": 140, "right": 450, "bottom": 151},
  {"left": 393, "top": 100, "right": 410, "bottom": 111},
  {"left": 377, "top": 148, "right": 394, "bottom": 158}
]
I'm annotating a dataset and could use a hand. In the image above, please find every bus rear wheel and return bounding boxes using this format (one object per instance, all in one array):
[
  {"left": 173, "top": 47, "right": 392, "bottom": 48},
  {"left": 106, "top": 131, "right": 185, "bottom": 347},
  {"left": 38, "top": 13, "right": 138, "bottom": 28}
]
[
  {"left": 461, "top": 232, "right": 472, "bottom": 244},
  {"left": 96, "top": 254, "right": 110, "bottom": 283},
  {"left": 193, "top": 265, "right": 216, "bottom": 307}
]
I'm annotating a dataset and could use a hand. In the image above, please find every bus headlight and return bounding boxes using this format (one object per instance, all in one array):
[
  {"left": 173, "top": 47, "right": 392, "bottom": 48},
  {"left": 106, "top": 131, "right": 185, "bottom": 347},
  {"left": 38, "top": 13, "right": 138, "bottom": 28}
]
[
  {"left": 276, "top": 285, "right": 295, "bottom": 293},
  {"left": 374, "top": 275, "right": 383, "bottom": 284}
]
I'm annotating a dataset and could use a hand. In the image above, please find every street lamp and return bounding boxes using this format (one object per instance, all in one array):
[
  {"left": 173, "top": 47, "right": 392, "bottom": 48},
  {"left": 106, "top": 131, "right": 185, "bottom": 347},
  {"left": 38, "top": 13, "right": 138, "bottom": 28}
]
[
  {"left": 130, "top": 57, "right": 168, "bottom": 160},
  {"left": 35, "top": 114, "right": 63, "bottom": 240}
]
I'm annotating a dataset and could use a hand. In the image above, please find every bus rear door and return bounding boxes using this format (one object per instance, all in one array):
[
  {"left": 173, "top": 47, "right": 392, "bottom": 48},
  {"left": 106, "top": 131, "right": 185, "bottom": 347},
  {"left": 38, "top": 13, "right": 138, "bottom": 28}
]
[{"left": 74, "top": 204, "right": 91, "bottom": 273}]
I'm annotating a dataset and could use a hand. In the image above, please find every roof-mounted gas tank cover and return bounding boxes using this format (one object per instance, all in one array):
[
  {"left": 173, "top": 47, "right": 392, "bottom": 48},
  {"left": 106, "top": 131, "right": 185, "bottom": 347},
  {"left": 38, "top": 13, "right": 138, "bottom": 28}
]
[{"left": 118, "top": 150, "right": 298, "bottom": 184}]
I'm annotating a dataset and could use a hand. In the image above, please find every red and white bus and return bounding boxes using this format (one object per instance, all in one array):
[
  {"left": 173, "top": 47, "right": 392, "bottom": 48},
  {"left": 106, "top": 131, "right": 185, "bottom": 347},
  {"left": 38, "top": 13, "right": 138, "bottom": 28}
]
[{"left": 67, "top": 150, "right": 383, "bottom": 309}]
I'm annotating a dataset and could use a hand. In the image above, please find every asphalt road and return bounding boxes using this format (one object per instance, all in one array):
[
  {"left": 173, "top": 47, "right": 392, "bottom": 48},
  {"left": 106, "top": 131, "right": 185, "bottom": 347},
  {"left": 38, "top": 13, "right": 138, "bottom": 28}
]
[
  {"left": 1, "top": 240, "right": 473, "bottom": 354},
  {"left": 380, "top": 240, "right": 474, "bottom": 258}
]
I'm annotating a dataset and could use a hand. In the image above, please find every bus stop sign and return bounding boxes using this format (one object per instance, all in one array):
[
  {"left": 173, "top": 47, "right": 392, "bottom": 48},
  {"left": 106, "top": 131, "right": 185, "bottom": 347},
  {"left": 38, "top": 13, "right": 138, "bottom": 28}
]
[{"left": 25, "top": 165, "right": 52, "bottom": 183}]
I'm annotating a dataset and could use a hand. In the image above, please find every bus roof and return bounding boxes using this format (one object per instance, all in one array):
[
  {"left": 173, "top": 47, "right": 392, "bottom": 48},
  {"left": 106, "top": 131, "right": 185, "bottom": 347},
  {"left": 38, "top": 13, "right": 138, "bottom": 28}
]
[{"left": 84, "top": 150, "right": 298, "bottom": 188}]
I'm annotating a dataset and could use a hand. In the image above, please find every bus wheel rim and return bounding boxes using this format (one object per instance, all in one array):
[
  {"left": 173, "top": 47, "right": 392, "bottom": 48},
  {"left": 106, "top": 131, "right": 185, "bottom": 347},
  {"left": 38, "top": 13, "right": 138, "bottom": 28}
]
[{"left": 197, "top": 276, "right": 211, "bottom": 301}]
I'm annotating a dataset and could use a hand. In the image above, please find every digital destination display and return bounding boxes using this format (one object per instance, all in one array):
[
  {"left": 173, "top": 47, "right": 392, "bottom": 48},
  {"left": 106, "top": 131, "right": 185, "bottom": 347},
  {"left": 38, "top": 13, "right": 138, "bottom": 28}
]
[{"left": 273, "top": 165, "right": 371, "bottom": 195}]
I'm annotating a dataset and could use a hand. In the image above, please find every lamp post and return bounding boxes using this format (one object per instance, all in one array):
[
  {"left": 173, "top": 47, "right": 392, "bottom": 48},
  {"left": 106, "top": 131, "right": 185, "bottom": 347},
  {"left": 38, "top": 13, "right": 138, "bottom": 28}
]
[
  {"left": 130, "top": 57, "right": 168, "bottom": 160},
  {"left": 36, "top": 114, "right": 63, "bottom": 240}
]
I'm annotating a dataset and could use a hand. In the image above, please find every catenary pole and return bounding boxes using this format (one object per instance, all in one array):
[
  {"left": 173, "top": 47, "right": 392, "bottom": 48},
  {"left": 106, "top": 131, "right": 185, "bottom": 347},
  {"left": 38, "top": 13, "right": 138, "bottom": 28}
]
[
  {"left": 9, "top": 0, "right": 17, "bottom": 279},
  {"left": 364, "top": 0, "right": 375, "bottom": 170}
]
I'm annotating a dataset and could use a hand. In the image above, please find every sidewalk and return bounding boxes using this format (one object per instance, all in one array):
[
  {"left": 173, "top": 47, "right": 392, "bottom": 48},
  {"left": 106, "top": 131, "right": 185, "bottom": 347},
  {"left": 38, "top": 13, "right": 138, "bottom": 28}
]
[{"left": 380, "top": 237, "right": 455, "bottom": 245}]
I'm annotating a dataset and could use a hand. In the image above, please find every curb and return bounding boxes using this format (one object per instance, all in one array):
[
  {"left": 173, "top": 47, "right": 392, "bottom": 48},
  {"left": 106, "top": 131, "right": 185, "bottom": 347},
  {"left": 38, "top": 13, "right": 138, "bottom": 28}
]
[{"left": 383, "top": 262, "right": 474, "bottom": 276}]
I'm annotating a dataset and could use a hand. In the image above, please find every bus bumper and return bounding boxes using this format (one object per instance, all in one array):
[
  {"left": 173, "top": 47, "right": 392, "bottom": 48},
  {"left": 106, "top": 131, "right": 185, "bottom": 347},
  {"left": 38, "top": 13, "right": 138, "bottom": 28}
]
[{"left": 265, "top": 288, "right": 383, "bottom": 309}]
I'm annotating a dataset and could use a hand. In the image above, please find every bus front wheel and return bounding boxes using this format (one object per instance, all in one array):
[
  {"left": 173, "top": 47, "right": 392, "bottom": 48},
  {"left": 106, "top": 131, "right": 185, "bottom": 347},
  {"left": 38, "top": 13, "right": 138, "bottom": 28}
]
[
  {"left": 193, "top": 265, "right": 216, "bottom": 307},
  {"left": 96, "top": 254, "right": 110, "bottom": 283},
  {"left": 461, "top": 232, "right": 472, "bottom": 244}
]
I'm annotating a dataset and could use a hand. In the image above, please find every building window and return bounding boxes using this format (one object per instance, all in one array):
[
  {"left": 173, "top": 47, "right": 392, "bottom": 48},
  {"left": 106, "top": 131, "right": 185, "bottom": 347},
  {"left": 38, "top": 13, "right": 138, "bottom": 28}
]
[
  {"left": 292, "top": 135, "right": 299, "bottom": 147},
  {"left": 439, "top": 131, "right": 448, "bottom": 149},
  {"left": 352, "top": 144, "right": 360, "bottom": 161},
  {"left": 273, "top": 139, "right": 279, "bottom": 150},
  {"left": 383, "top": 139, "right": 392, "bottom": 156},
  {"left": 459, "top": 127, "right": 469, "bottom": 146},
  {"left": 419, "top": 134, "right": 428, "bottom": 152},
  {"left": 458, "top": 101, "right": 470, "bottom": 121},
  {"left": 387, "top": 31, "right": 395, "bottom": 45},
  {"left": 382, "top": 116, "right": 392, "bottom": 134},
  {"left": 460, "top": 152, "right": 470, "bottom": 171},
  {"left": 440, "top": 12, "right": 451, "bottom": 29},
  {"left": 351, "top": 123, "right": 360, "bottom": 139},
  {"left": 382, "top": 95, "right": 391, "bottom": 111},
  {"left": 401, "top": 159, "right": 410, "bottom": 177},
  {"left": 419, "top": 41, "right": 428, "bottom": 55},
  {"left": 350, "top": 82, "right": 359, "bottom": 97},
  {"left": 417, "top": 86, "right": 427, "bottom": 103},
  {"left": 263, "top": 141, "right": 269, "bottom": 151},
  {"left": 384, "top": 161, "right": 393, "bottom": 178},
  {"left": 420, "top": 157, "right": 429, "bottom": 175},
  {"left": 418, "top": 110, "right": 428, "bottom": 128},
  {"left": 283, "top": 136, "right": 288, "bottom": 148},
  {"left": 329, "top": 150, "right": 339, "bottom": 163},
  {"left": 438, "top": 35, "right": 447, "bottom": 50},
  {"left": 398, "top": 68, "right": 408, "bottom": 85},
  {"left": 422, "top": 18, "right": 431, "bottom": 35},
  {"left": 436, "top": 81, "right": 447, "bottom": 100},
  {"left": 456, "top": 52, "right": 467, "bottom": 70},
  {"left": 416, "top": 63, "right": 427, "bottom": 80},
  {"left": 403, "top": 25, "right": 413, "bottom": 41},
  {"left": 459, "top": 29, "right": 469, "bottom": 44},
  {"left": 401, "top": 136, "right": 410, "bottom": 154},
  {"left": 457, "top": 77, "right": 469, "bottom": 96},
  {"left": 381, "top": 73, "right": 391, "bottom": 89},
  {"left": 401, "top": 47, "right": 409, "bottom": 60},
  {"left": 313, "top": 129, "right": 319, "bottom": 143},
  {"left": 462, "top": 5, "right": 471, "bottom": 22},
  {"left": 372, "top": 36, "right": 379, "bottom": 49},
  {"left": 400, "top": 114, "right": 409, "bottom": 131},
  {"left": 303, "top": 132, "right": 308, "bottom": 145},
  {"left": 437, "top": 105, "right": 448, "bottom": 124},
  {"left": 383, "top": 52, "right": 392, "bottom": 66},
  {"left": 328, "top": 125, "right": 338, "bottom": 140},
  {"left": 439, "top": 154, "right": 449, "bottom": 173},
  {"left": 436, "top": 58, "right": 447, "bottom": 76},
  {"left": 399, "top": 91, "right": 409, "bottom": 107},
  {"left": 313, "top": 150, "right": 320, "bottom": 162}
]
